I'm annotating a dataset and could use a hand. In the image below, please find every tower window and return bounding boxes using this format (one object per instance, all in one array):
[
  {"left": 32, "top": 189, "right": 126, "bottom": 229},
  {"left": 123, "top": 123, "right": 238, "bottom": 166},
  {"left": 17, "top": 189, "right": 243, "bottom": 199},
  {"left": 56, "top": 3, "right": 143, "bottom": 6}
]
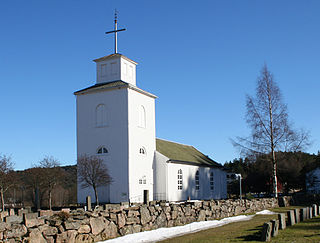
[
  {"left": 138, "top": 105, "right": 146, "bottom": 128},
  {"left": 139, "top": 147, "right": 146, "bottom": 155},
  {"left": 97, "top": 146, "right": 108, "bottom": 154},
  {"left": 178, "top": 169, "right": 183, "bottom": 190},
  {"left": 96, "top": 104, "right": 107, "bottom": 127},
  {"left": 195, "top": 170, "right": 200, "bottom": 190},
  {"left": 210, "top": 171, "right": 214, "bottom": 191}
]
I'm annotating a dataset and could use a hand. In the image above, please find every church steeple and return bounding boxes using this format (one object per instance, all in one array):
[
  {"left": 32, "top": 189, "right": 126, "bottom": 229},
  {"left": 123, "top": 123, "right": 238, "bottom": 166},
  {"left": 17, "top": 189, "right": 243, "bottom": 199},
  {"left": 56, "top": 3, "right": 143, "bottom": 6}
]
[{"left": 94, "top": 11, "right": 137, "bottom": 86}]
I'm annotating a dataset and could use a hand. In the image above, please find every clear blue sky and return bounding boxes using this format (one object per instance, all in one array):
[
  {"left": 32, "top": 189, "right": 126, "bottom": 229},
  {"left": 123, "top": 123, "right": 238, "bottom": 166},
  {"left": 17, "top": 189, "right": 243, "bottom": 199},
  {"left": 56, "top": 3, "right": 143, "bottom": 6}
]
[{"left": 1, "top": 1, "right": 319, "bottom": 170}]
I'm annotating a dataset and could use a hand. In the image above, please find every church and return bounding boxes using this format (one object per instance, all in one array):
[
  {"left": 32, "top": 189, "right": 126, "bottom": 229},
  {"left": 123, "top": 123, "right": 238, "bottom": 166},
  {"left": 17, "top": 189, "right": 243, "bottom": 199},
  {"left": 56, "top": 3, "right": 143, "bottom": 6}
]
[{"left": 75, "top": 18, "right": 227, "bottom": 204}]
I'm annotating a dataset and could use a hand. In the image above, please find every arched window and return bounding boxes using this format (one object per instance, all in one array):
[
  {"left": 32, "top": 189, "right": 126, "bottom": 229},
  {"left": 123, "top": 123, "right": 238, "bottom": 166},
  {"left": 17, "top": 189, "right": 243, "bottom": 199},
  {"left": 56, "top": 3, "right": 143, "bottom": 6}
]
[
  {"left": 97, "top": 146, "right": 108, "bottom": 155},
  {"left": 139, "top": 147, "right": 146, "bottom": 155},
  {"left": 96, "top": 104, "right": 107, "bottom": 127},
  {"left": 210, "top": 171, "right": 214, "bottom": 191},
  {"left": 195, "top": 170, "right": 200, "bottom": 190},
  {"left": 138, "top": 105, "right": 146, "bottom": 128},
  {"left": 177, "top": 169, "right": 183, "bottom": 190}
]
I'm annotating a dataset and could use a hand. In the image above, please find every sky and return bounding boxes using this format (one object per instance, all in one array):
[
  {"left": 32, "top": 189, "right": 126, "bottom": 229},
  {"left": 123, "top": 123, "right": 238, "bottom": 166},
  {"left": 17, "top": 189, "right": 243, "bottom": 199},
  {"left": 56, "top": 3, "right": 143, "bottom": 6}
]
[{"left": 0, "top": 1, "right": 319, "bottom": 170}]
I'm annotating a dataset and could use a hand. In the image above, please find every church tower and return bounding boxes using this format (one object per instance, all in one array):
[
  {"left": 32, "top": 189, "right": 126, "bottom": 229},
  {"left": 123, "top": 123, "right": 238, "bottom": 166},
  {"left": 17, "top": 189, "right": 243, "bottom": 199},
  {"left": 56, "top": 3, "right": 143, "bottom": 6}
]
[{"left": 75, "top": 14, "right": 156, "bottom": 203}]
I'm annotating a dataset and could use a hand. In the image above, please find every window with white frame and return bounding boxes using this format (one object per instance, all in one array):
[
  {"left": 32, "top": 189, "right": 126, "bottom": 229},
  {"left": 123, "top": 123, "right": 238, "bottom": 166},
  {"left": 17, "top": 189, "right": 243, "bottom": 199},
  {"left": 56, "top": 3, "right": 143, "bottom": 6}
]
[
  {"left": 177, "top": 169, "right": 183, "bottom": 190},
  {"left": 195, "top": 170, "right": 200, "bottom": 190},
  {"left": 97, "top": 146, "right": 108, "bottom": 155},
  {"left": 210, "top": 171, "right": 214, "bottom": 191}
]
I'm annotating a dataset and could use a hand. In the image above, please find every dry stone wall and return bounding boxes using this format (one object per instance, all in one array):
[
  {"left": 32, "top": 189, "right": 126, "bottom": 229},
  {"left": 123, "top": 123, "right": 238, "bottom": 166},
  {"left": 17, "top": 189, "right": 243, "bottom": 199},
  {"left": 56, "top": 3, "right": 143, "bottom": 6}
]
[{"left": 0, "top": 198, "right": 279, "bottom": 242}]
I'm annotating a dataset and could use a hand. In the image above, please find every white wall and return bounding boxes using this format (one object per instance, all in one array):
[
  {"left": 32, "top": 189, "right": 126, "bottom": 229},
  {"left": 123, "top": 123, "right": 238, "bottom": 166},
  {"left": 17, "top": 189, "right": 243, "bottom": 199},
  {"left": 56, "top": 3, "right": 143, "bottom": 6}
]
[
  {"left": 76, "top": 88, "right": 130, "bottom": 203},
  {"left": 96, "top": 55, "right": 136, "bottom": 85},
  {"left": 165, "top": 162, "right": 227, "bottom": 201},
  {"left": 127, "top": 88, "right": 156, "bottom": 203},
  {"left": 153, "top": 151, "right": 169, "bottom": 201}
]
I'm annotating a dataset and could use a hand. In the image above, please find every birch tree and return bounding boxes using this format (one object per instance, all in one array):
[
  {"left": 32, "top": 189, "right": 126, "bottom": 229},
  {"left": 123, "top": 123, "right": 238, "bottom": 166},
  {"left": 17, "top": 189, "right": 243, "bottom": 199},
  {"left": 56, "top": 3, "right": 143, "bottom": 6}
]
[
  {"left": 232, "top": 65, "right": 310, "bottom": 197},
  {"left": 0, "top": 155, "right": 15, "bottom": 211}
]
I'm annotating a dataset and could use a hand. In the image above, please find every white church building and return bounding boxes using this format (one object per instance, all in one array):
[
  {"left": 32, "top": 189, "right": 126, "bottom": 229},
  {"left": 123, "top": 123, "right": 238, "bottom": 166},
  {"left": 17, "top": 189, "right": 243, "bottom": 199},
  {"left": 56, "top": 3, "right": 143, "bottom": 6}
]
[
  {"left": 75, "top": 19, "right": 227, "bottom": 203},
  {"left": 75, "top": 52, "right": 227, "bottom": 203}
]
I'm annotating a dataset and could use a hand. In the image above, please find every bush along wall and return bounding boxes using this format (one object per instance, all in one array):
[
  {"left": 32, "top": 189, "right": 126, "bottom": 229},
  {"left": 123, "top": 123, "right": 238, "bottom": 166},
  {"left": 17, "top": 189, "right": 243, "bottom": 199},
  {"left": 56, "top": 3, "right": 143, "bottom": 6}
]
[{"left": 0, "top": 198, "right": 280, "bottom": 242}]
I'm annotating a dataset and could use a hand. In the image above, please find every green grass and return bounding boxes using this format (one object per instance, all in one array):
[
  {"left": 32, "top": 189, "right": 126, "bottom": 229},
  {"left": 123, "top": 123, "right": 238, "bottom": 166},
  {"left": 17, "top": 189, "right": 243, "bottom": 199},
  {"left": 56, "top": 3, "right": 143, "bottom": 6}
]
[{"left": 159, "top": 207, "right": 320, "bottom": 243}]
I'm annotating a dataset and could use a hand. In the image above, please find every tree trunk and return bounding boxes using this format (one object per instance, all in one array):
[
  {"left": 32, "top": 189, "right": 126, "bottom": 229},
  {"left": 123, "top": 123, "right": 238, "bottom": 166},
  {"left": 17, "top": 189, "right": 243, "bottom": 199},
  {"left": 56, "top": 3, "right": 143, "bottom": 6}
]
[
  {"left": 93, "top": 186, "right": 99, "bottom": 206},
  {"left": 0, "top": 188, "right": 4, "bottom": 211}
]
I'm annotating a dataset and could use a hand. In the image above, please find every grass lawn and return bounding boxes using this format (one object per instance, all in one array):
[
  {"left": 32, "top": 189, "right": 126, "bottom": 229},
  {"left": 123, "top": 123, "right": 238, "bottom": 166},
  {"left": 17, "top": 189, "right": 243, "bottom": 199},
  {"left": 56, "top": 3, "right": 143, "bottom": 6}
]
[{"left": 159, "top": 207, "right": 320, "bottom": 243}]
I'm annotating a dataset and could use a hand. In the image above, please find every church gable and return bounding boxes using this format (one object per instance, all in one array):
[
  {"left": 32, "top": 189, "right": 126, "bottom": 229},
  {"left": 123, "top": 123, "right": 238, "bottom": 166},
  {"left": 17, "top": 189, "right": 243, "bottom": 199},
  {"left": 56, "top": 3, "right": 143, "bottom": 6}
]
[{"left": 156, "top": 138, "right": 222, "bottom": 168}]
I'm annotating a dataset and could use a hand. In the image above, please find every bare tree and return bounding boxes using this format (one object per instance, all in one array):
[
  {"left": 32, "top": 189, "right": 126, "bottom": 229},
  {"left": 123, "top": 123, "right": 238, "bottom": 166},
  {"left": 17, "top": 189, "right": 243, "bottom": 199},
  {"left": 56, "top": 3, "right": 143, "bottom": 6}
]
[
  {"left": 39, "top": 156, "right": 63, "bottom": 210},
  {"left": 77, "top": 155, "right": 112, "bottom": 205},
  {"left": 0, "top": 155, "right": 15, "bottom": 211},
  {"left": 232, "top": 65, "right": 310, "bottom": 197}
]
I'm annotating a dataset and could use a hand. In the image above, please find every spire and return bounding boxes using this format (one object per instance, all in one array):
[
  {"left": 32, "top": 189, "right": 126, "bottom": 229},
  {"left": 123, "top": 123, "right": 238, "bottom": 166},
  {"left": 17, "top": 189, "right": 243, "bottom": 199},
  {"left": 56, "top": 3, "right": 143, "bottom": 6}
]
[{"left": 105, "top": 9, "right": 126, "bottom": 54}]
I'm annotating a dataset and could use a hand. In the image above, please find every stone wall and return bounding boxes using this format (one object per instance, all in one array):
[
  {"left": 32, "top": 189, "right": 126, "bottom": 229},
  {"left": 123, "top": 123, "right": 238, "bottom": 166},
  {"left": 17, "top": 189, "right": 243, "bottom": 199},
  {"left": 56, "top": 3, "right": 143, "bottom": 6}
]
[{"left": 0, "top": 198, "right": 279, "bottom": 242}]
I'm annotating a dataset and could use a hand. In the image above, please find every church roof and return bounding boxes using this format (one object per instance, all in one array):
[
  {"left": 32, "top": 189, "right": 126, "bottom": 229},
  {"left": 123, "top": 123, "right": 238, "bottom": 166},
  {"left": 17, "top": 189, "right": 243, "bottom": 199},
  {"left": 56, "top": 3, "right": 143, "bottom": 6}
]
[
  {"left": 93, "top": 53, "right": 138, "bottom": 65},
  {"left": 74, "top": 80, "right": 157, "bottom": 98},
  {"left": 156, "top": 138, "right": 222, "bottom": 168}
]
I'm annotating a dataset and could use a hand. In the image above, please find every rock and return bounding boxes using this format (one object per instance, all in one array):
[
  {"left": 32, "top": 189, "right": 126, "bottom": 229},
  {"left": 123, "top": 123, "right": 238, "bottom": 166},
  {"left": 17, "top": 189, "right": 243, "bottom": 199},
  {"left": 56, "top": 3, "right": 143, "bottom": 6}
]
[
  {"left": 0, "top": 222, "right": 9, "bottom": 231},
  {"left": 75, "top": 234, "right": 93, "bottom": 243},
  {"left": 101, "top": 221, "right": 118, "bottom": 239},
  {"left": 197, "top": 210, "right": 206, "bottom": 222},
  {"left": 132, "top": 224, "right": 142, "bottom": 233},
  {"left": 287, "top": 210, "right": 295, "bottom": 226},
  {"left": 5, "top": 215, "right": 23, "bottom": 224},
  {"left": 39, "top": 224, "right": 58, "bottom": 236},
  {"left": 126, "top": 217, "right": 140, "bottom": 224},
  {"left": 64, "top": 220, "right": 81, "bottom": 230},
  {"left": 56, "top": 230, "right": 77, "bottom": 243},
  {"left": 117, "top": 213, "right": 126, "bottom": 228},
  {"left": 154, "top": 212, "right": 167, "bottom": 228},
  {"left": 39, "top": 210, "right": 54, "bottom": 217},
  {"left": 278, "top": 213, "right": 286, "bottom": 230},
  {"left": 270, "top": 219, "right": 279, "bottom": 237},
  {"left": 24, "top": 213, "right": 45, "bottom": 228},
  {"left": 28, "top": 228, "right": 46, "bottom": 243},
  {"left": 261, "top": 222, "right": 272, "bottom": 242},
  {"left": 140, "top": 207, "right": 151, "bottom": 225},
  {"left": 5, "top": 224, "right": 27, "bottom": 238},
  {"left": 78, "top": 225, "right": 91, "bottom": 234},
  {"left": 90, "top": 217, "right": 107, "bottom": 235},
  {"left": 119, "top": 225, "right": 133, "bottom": 236}
]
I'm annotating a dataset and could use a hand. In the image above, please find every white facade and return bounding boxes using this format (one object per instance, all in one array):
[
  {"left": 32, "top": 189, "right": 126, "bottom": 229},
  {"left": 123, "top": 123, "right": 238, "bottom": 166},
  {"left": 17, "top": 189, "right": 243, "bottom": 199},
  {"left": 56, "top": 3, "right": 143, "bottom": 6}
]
[
  {"left": 154, "top": 151, "right": 227, "bottom": 201},
  {"left": 76, "top": 52, "right": 227, "bottom": 204},
  {"left": 94, "top": 54, "right": 137, "bottom": 85}
]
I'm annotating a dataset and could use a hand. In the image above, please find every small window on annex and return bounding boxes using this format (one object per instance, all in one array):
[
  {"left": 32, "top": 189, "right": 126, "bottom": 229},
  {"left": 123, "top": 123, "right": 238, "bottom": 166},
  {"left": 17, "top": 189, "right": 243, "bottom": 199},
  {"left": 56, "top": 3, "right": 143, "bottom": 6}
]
[
  {"left": 177, "top": 169, "right": 183, "bottom": 190},
  {"left": 96, "top": 104, "right": 107, "bottom": 127},
  {"left": 139, "top": 147, "right": 146, "bottom": 155},
  {"left": 210, "top": 171, "right": 214, "bottom": 191},
  {"left": 138, "top": 105, "right": 146, "bottom": 128},
  {"left": 139, "top": 176, "right": 146, "bottom": 184},
  {"left": 195, "top": 170, "right": 200, "bottom": 190},
  {"left": 97, "top": 146, "right": 108, "bottom": 155}
]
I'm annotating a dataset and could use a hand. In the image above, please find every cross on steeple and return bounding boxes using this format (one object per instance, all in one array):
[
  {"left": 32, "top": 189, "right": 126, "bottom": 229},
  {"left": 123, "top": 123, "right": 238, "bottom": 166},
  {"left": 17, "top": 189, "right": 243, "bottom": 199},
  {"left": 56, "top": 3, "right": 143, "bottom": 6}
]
[{"left": 105, "top": 10, "right": 126, "bottom": 54}]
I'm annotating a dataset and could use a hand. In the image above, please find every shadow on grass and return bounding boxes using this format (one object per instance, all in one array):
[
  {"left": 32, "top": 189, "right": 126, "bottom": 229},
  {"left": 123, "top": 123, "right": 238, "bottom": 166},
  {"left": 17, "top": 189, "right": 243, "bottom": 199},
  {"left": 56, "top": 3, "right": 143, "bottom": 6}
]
[{"left": 235, "top": 225, "right": 263, "bottom": 241}]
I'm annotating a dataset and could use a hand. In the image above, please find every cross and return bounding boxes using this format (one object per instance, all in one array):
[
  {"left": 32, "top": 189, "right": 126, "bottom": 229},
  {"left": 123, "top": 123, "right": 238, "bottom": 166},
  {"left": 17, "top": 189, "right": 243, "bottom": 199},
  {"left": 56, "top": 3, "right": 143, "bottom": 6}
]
[{"left": 105, "top": 10, "right": 126, "bottom": 54}]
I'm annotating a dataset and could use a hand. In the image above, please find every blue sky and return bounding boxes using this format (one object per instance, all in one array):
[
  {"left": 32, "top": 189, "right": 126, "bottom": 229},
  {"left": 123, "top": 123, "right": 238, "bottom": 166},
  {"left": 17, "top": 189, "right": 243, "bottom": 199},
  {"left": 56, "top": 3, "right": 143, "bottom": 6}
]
[{"left": 1, "top": 1, "right": 319, "bottom": 170}]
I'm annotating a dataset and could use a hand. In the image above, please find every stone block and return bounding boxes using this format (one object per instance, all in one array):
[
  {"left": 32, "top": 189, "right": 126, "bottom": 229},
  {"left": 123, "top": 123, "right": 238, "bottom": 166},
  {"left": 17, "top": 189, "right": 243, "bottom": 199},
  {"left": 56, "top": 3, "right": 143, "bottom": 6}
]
[
  {"left": 39, "top": 210, "right": 54, "bottom": 217},
  {"left": 278, "top": 213, "right": 286, "bottom": 230},
  {"left": 300, "top": 208, "right": 307, "bottom": 221},
  {"left": 121, "top": 202, "right": 130, "bottom": 208},
  {"left": 90, "top": 216, "right": 107, "bottom": 235},
  {"left": 28, "top": 228, "right": 46, "bottom": 243},
  {"left": 287, "top": 210, "right": 295, "bottom": 226},
  {"left": 261, "top": 222, "right": 272, "bottom": 242},
  {"left": 313, "top": 204, "right": 318, "bottom": 216},
  {"left": 4, "top": 224, "right": 27, "bottom": 238},
  {"left": 294, "top": 208, "right": 300, "bottom": 223},
  {"left": 24, "top": 213, "right": 45, "bottom": 228},
  {"left": 309, "top": 207, "right": 313, "bottom": 219},
  {"left": 86, "top": 196, "right": 92, "bottom": 211},
  {"left": 63, "top": 220, "right": 81, "bottom": 230},
  {"left": 77, "top": 224, "right": 91, "bottom": 234},
  {"left": 9, "top": 208, "right": 15, "bottom": 216},
  {"left": 39, "top": 225, "right": 58, "bottom": 237},
  {"left": 270, "top": 219, "right": 279, "bottom": 237},
  {"left": 5, "top": 215, "right": 23, "bottom": 224},
  {"left": 18, "top": 209, "right": 29, "bottom": 216}
]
